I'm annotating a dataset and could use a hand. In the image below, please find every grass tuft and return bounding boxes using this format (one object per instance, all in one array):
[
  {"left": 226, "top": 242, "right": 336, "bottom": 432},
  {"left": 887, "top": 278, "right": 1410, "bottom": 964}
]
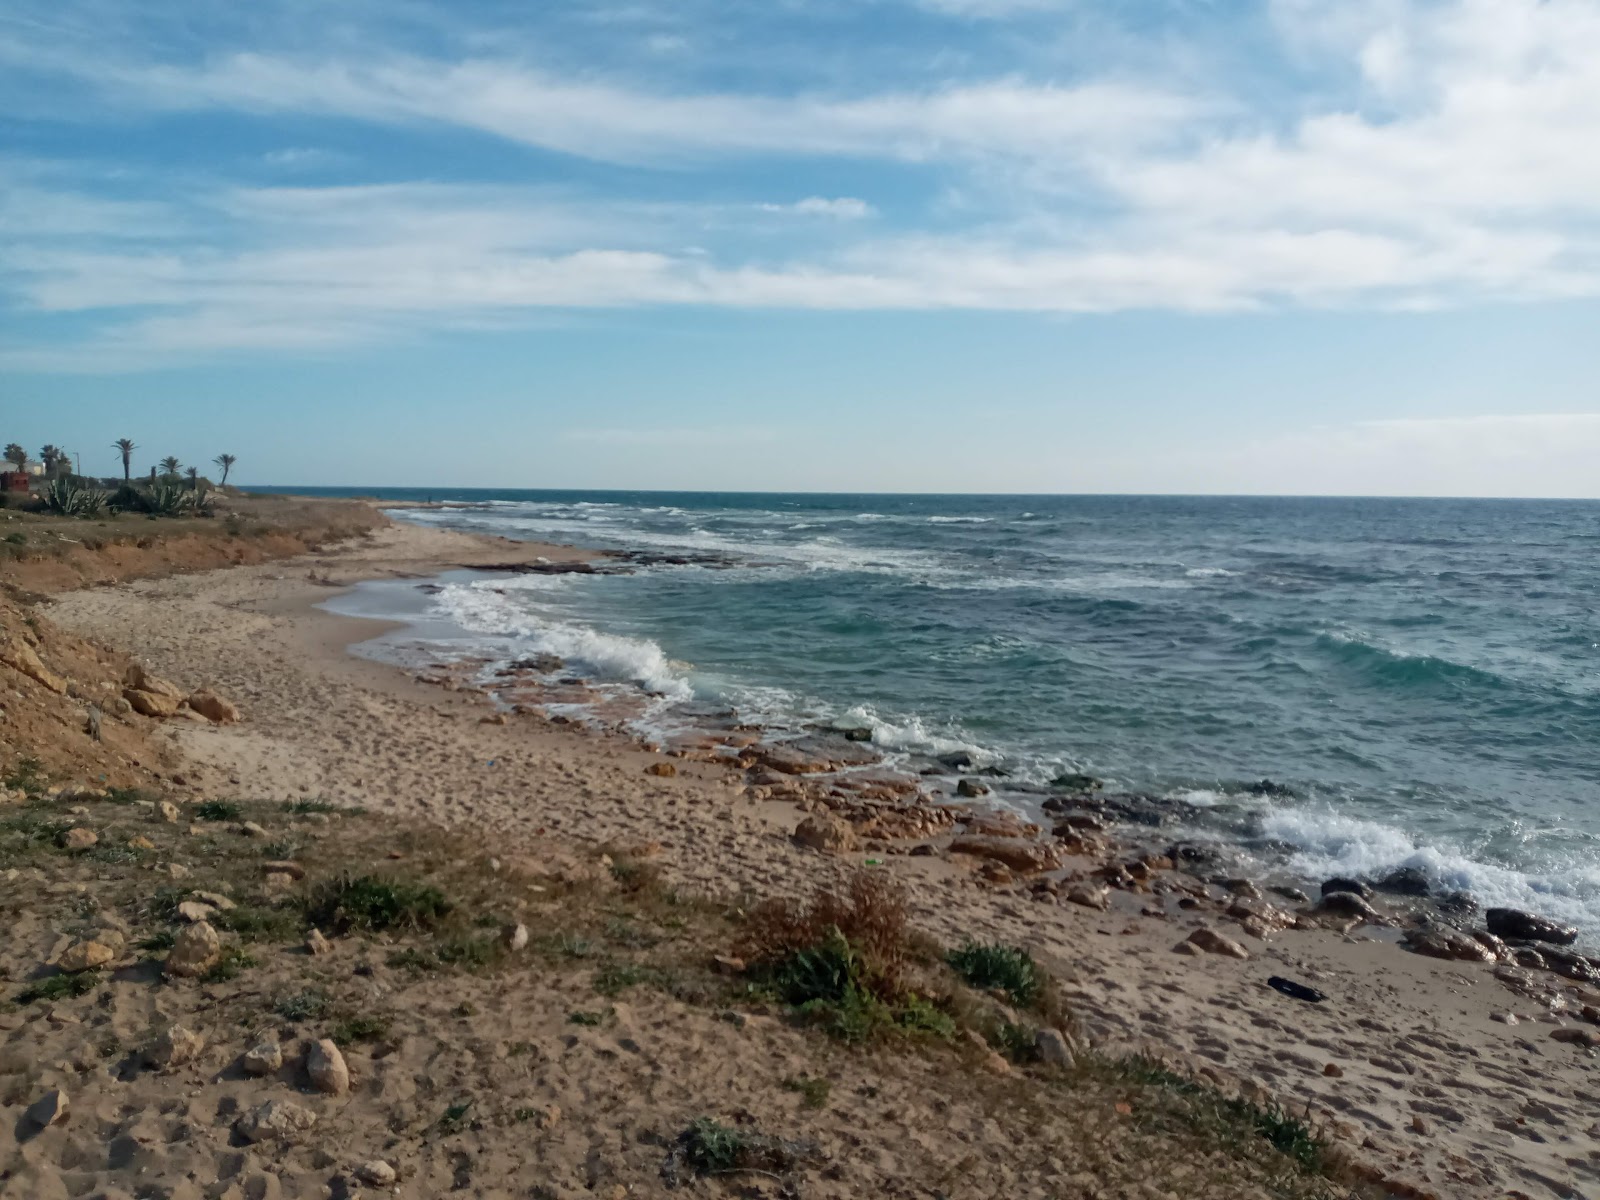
[
  {"left": 274, "top": 988, "right": 330, "bottom": 1022},
  {"left": 301, "top": 873, "right": 451, "bottom": 934},
  {"left": 781, "top": 1074, "right": 832, "bottom": 1109},
  {"left": 946, "top": 941, "right": 1042, "bottom": 1008},
  {"left": 16, "top": 972, "right": 100, "bottom": 1005},
  {"left": 194, "top": 800, "right": 242, "bottom": 821}
]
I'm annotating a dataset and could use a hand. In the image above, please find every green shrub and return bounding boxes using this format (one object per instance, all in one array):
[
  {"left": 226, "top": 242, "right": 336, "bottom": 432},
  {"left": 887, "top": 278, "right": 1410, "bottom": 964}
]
[
  {"left": 3, "top": 756, "right": 48, "bottom": 794},
  {"left": 193, "top": 800, "right": 241, "bottom": 821},
  {"left": 946, "top": 941, "right": 1042, "bottom": 1007},
  {"left": 42, "top": 477, "right": 108, "bottom": 518},
  {"left": 330, "top": 1013, "right": 391, "bottom": 1045},
  {"left": 16, "top": 972, "right": 101, "bottom": 1004},
  {"left": 274, "top": 988, "right": 329, "bottom": 1021},
  {"left": 302, "top": 873, "right": 451, "bottom": 933}
]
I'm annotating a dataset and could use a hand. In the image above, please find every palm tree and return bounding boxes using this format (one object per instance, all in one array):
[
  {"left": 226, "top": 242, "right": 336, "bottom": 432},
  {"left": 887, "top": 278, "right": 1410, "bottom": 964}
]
[
  {"left": 40, "top": 445, "right": 62, "bottom": 477},
  {"left": 159, "top": 456, "right": 181, "bottom": 479},
  {"left": 213, "top": 453, "right": 236, "bottom": 486},
  {"left": 3, "top": 444, "right": 25, "bottom": 473},
  {"left": 113, "top": 438, "right": 137, "bottom": 481},
  {"left": 185, "top": 466, "right": 200, "bottom": 490}
]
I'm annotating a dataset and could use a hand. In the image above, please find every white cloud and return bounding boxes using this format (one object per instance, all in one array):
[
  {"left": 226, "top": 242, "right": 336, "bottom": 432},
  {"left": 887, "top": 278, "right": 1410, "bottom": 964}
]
[{"left": 761, "top": 196, "right": 874, "bottom": 219}]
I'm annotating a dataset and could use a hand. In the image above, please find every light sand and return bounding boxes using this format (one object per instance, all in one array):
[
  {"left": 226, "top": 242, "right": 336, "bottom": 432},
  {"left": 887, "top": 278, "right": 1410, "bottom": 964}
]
[{"left": 41, "top": 520, "right": 1600, "bottom": 1200}]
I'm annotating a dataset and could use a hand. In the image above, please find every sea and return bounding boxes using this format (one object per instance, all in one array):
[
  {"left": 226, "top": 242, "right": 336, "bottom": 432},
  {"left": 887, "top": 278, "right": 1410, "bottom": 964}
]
[{"left": 277, "top": 488, "right": 1600, "bottom": 943}]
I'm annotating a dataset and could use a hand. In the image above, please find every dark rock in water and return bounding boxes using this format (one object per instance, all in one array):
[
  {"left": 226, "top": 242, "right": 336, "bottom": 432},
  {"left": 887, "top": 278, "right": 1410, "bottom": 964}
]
[
  {"left": 940, "top": 750, "right": 977, "bottom": 769},
  {"left": 1269, "top": 885, "right": 1311, "bottom": 904},
  {"left": 1437, "top": 891, "right": 1479, "bottom": 918},
  {"left": 1375, "top": 867, "right": 1431, "bottom": 897},
  {"left": 1244, "top": 779, "right": 1296, "bottom": 798},
  {"left": 956, "top": 778, "right": 990, "bottom": 799},
  {"left": 1485, "top": 908, "right": 1578, "bottom": 947},
  {"left": 841, "top": 727, "right": 873, "bottom": 743},
  {"left": 1321, "top": 877, "right": 1371, "bottom": 900},
  {"left": 1166, "top": 842, "right": 1223, "bottom": 869},
  {"left": 1539, "top": 947, "right": 1597, "bottom": 982},
  {"left": 1050, "top": 772, "right": 1103, "bottom": 793}
]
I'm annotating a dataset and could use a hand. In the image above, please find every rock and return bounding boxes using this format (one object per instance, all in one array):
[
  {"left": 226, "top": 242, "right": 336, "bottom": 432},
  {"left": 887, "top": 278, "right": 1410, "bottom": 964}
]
[
  {"left": 263, "top": 871, "right": 296, "bottom": 892},
  {"left": 241, "top": 1039, "right": 283, "bottom": 1076},
  {"left": 185, "top": 689, "right": 240, "bottom": 724},
  {"left": 502, "top": 923, "right": 529, "bottom": 952},
  {"left": 164, "top": 862, "right": 190, "bottom": 880},
  {"left": 1186, "top": 928, "right": 1250, "bottom": 959},
  {"left": 238, "top": 821, "right": 268, "bottom": 837},
  {"left": 25, "top": 1088, "right": 69, "bottom": 1129},
  {"left": 1401, "top": 925, "right": 1495, "bottom": 963},
  {"left": 127, "top": 835, "right": 156, "bottom": 851},
  {"left": 305, "top": 928, "right": 332, "bottom": 956},
  {"left": 305, "top": 1038, "right": 350, "bottom": 1095},
  {"left": 57, "top": 939, "right": 116, "bottom": 972},
  {"left": 1321, "top": 877, "right": 1371, "bottom": 899},
  {"left": 1269, "top": 885, "right": 1311, "bottom": 904},
  {"left": 125, "top": 663, "right": 184, "bottom": 698},
  {"left": 1, "top": 638, "right": 68, "bottom": 694},
  {"left": 1310, "top": 891, "right": 1382, "bottom": 922},
  {"left": 1437, "top": 890, "right": 1479, "bottom": 918},
  {"left": 1036, "top": 1028, "right": 1075, "bottom": 1067},
  {"left": 164, "top": 920, "right": 221, "bottom": 978},
  {"left": 1376, "top": 867, "right": 1431, "bottom": 897},
  {"left": 1550, "top": 1027, "right": 1600, "bottom": 1048},
  {"left": 261, "top": 860, "right": 305, "bottom": 880},
  {"left": 1050, "top": 772, "right": 1102, "bottom": 792},
  {"left": 235, "top": 1099, "right": 318, "bottom": 1144},
  {"left": 792, "top": 814, "right": 858, "bottom": 855},
  {"left": 192, "top": 890, "right": 235, "bottom": 910},
  {"left": 354, "top": 1161, "right": 397, "bottom": 1188},
  {"left": 176, "top": 900, "right": 217, "bottom": 923},
  {"left": 1170, "top": 940, "right": 1203, "bottom": 956},
  {"left": 123, "top": 687, "right": 181, "bottom": 718},
  {"left": 1065, "top": 884, "right": 1109, "bottom": 911},
  {"left": 1226, "top": 896, "right": 1294, "bottom": 931},
  {"left": 1323, "top": 1062, "right": 1344, "bottom": 1077},
  {"left": 58, "top": 827, "right": 97, "bottom": 851},
  {"left": 645, "top": 761, "right": 677, "bottom": 777},
  {"left": 1485, "top": 907, "right": 1578, "bottom": 946},
  {"left": 1541, "top": 947, "right": 1599, "bottom": 983},
  {"left": 948, "top": 835, "right": 1060, "bottom": 874},
  {"left": 157, "top": 800, "right": 180, "bottom": 823},
  {"left": 955, "top": 778, "right": 990, "bottom": 798},
  {"left": 478, "top": 712, "right": 508, "bottom": 726},
  {"left": 144, "top": 1023, "right": 206, "bottom": 1071}
]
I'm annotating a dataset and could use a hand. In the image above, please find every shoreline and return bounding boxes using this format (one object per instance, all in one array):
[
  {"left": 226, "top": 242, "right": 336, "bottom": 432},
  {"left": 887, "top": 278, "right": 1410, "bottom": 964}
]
[{"left": 38, "top": 517, "right": 1600, "bottom": 1200}]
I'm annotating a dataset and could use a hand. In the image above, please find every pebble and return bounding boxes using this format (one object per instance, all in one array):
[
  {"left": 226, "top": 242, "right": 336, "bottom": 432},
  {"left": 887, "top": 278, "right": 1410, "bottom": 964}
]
[
  {"left": 25, "top": 1088, "right": 69, "bottom": 1129},
  {"left": 241, "top": 1039, "right": 283, "bottom": 1076},
  {"left": 502, "top": 923, "right": 530, "bottom": 952},
  {"left": 157, "top": 800, "right": 180, "bottom": 822},
  {"left": 144, "top": 1023, "right": 206, "bottom": 1071},
  {"left": 305, "top": 928, "right": 332, "bottom": 956},
  {"left": 1185, "top": 928, "right": 1251, "bottom": 960},
  {"left": 235, "top": 1099, "right": 317, "bottom": 1144},
  {"left": 354, "top": 1161, "right": 397, "bottom": 1187}
]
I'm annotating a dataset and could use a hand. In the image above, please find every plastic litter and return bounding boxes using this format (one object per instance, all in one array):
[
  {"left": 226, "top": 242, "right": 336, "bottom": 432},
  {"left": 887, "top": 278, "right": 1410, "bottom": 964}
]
[{"left": 1267, "top": 976, "right": 1326, "bottom": 1003}]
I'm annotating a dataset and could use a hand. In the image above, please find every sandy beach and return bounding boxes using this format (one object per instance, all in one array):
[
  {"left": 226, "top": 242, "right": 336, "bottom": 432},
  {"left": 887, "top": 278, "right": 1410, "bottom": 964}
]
[{"left": 7, "top": 515, "right": 1596, "bottom": 1199}]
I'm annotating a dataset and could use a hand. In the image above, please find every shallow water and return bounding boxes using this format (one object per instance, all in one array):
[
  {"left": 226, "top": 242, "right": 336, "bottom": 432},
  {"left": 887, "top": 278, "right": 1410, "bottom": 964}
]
[{"left": 295, "top": 488, "right": 1600, "bottom": 940}]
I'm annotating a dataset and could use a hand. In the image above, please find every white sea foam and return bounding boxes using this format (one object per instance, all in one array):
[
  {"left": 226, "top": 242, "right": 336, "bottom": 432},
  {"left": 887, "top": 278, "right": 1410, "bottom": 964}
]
[
  {"left": 434, "top": 581, "right": 691, "bottom": 698},
  {"left": 842, "top": 705, "right": 1000, "bottom": 766},
  {"left": 1173, "top": 788, "right": 1226, "bottom": 807},
  {"left": 1258, "top": 808, "right": 1600, "bottom": 942},
  {"left": 1185, "top": 567, "right": 1237, "bottom": 578},
  {"left": 927, "top": 515, "right": 993, "bottom": 524}
]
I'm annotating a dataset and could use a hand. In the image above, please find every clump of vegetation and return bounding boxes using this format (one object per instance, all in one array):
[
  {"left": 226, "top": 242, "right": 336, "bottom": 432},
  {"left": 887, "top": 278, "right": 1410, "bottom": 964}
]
[
  {"left": 16, "top": 972, "right": 100, "bottom": 1005},
  {"left": 274, "top": 988, "right": 330, "bottom": 1022},
  {"left": 330, "top": 1013, "right": 391, "bottom": 1045},
  {"left": 3, "top": 755, "right": 48, "bottom": 795},
  {"left": 303, "top": 873, "right": 452, "bottom": 933},
  {"left": 201, "top": 945, "right": 258, "bottom": 983},
  {"left": 567, "top": 1009, "right": 607, "bottom": 1026},
  {"left": 740, "top": 873, "right": 952, "bottom": 1043},
  {"left": 946, "top": 941, "right": 1042, "bottom": 1007},
  {"left": 213, "top": 901, "right": 302, "bottom": 942},
  {"left": 193, "top": 800, "right": 242, "bottom": 821},
  {"left": 438, "top": 1101, "right": 473, "bottom": 1133},
  {"left": 661, "top": 1117, "right": 820, "bottom": 1187},
  {"left": 41, "top": 477, "right": 108, "bottom": 518},
  {"left": 284, "top": 798, "right": 337, "bottom": 815},
  {"left": 781, "top": 1074, "right": 832, "bottom": 1109}
]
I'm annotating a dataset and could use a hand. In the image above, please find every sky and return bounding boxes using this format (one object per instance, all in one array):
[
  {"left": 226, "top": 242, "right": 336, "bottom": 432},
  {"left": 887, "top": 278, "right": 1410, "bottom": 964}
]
[{"left": 2, "top": 0, "right": 1598, "bottom": 495}]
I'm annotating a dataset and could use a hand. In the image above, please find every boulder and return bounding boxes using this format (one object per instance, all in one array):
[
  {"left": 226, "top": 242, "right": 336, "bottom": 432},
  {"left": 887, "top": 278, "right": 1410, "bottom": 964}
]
[
  {"left": 1321, "top": 877, "right": 1371, "bottom": 899},
  {"left": 355, "top": 1161, "right": 398, "bottom": 1188},
  {"left": 1035, "top": 1028, "right": 1075, "bottom": 1068},
  {"left": 1310, "top": 891, "right": 1382, "bottom": 923},
  {"left": 235, "top": 1099, "right": 317, "bottom": 1144},
  {"left": 1065, "top": 884, "right": 1109, "bottom": 911},
  {"left": 1401, "top": 926, "right": 1495, "bottom": 963},
  {"left": 164, "top": 920, "right": 221, "bottom": 978},
  {"left": 1376, "top": 867, "right": 1431, "bottom": 897},
  {"left": 57, "top": 939, "right": 116, "bottom": 973},
  {"left": 124, "top": 663, "right": 183, "bottom": 698},
  {"left": 58, "top": 827, "right": 97, "bottom": 851},
  {"left": 305, "top": 1038, "right": 350, "bottom": 1095},
  {"left": 0, "top": 638, "right": 67, "bottom": 694},
  {"left": 157, "top": 801, "right": 181, "bottom": 823},
  {"left": 185, "top": 690, "right": 240, "bottom": 724},
  {"left": 1186, "top": 928, "right": 1250, "bottom": 959},
  {"left": 176, "top": 900, "right": 216, "bottom": 923},
  {"left": 1485, "top": 908, "right": 1578, "bottom": 947},
  {"left": 792, "top": 814, "right": 858, "bottom": 855},
  {"left": 644, "top": 761, "right": 677, "bottom": 778},
  {"left": 124, "top": 688, "right": 181, "bottom": 718},
  {"left": 948, "top": 836, "right": 1060, "bottom": 874},
  {"left": 144, "top": 1023, "right": 206, "bottom": 1071},
  {"left": 955, "top": 778, "right": 990, "bottom": 798},
  {"left": 241, "top": 1039, "right": 283, "bottom": 1076}
]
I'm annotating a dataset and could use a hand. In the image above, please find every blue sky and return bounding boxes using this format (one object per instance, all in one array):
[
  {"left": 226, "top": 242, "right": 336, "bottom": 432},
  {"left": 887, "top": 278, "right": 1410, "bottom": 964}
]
[{"left": 3, "top": 0, "right": 1598, "bottom": 494}]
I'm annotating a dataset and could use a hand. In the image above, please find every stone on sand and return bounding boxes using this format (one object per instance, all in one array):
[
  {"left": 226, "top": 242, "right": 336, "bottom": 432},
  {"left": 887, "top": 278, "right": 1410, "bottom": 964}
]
[
  {"left": 355, "top": 1161, "right": 398, "bottom": 1187},
  {"left": 185, "top": 689, "right": 240, "bottom": 723},
  {"left": 305, "top": 927, "right": 332, "bottom": 955},
  {"left": 306, "top": 1038, "right": 350, "bottom": 1095},
  {"left": 164, "top": 920, "right": 221, "bottom": 978},
  {"left": 241, "top": 1039, "right": 283, "bottom": 1076},
  {"left": 1036, "top": 1028, "right": 1075, "bottom": 1068},
  {"left": 58, "top": 827, "right": 97, "bottom": 851},
  {"left": 144, "top": 1023, "right": 206, "bottom": 1071},
  {"left": 26, "top": 1088, "right": 69, "bottom": 1129},
  {"left": 157, "top": 800, "right": 180, "bottom": 822},
  {"left": 792, "top": 813, "right": 858, "bottom": 855},
  {"left": 57, "top": 938, "right": 116, "bottom": 972},
  {"left": 1, "top": 637, "right": 67, "bottom": 693},
  {"left": 235, "top": 1099, "right": 317, "bottom": 1144},
  {"left": 1186, "top": 928, "right": 1250, "bottom": 959}
]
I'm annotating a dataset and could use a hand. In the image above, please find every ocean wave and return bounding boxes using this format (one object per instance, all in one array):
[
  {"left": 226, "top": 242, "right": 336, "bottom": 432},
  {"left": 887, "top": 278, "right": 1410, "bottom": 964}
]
[
  {"left": 1258, "top": 808, "right": 1600, "bottom": 943},
  {"left": 1184, "top": 567, "right": 1237, "bottom": 578},
  {"left": 1313, "top": 631, "right": 1508, "bottom": 691},
  {"left": 434, "top": 582, "right": 690, "bottom": 698},
  {"left": 841, "top": 704, "right": 1000, "bottom": 766},
  {"left": 927, "top": 515, "right": 993, "bottom": 524}
]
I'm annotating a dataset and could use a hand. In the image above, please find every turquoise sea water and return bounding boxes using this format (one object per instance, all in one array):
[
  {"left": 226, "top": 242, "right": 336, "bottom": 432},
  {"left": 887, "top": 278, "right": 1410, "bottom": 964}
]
[{"left": 282, "top": 488, "right": 1600, "bottom": 940}]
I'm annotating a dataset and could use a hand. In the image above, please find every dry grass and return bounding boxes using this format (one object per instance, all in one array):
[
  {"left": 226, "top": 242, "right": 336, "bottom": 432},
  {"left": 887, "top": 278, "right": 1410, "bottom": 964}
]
[{"left": 739, "top": 871, "right": 912, "bottom": 1000}]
